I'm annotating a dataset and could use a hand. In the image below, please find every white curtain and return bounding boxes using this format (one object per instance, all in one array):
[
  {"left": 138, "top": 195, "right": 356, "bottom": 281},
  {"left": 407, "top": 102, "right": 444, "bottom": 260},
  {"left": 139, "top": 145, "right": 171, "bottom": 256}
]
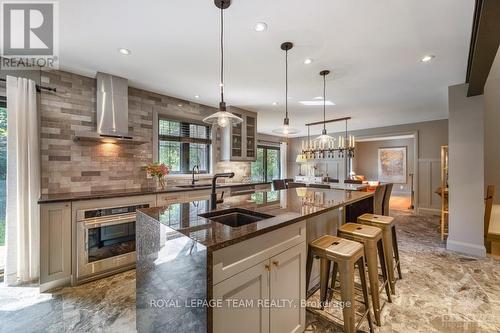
[
  {"left": 4, "top": 76, "right": 40, "bottom": 285},
  {"left": 280, "top": 141, "right": 288, "bottom": 179}
]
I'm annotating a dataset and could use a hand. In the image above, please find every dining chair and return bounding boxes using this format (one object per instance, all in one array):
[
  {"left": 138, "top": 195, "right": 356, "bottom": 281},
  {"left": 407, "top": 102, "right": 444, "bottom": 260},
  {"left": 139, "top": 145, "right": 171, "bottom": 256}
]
[
  {"left": 484, "top": 185, "right": 496, "bottom": 253},
  {"left": 373, "top": 184, "right": 386, "bottom": 215},
  {"left": 382, "top": 183, "right": 394, "bottom": 216}
]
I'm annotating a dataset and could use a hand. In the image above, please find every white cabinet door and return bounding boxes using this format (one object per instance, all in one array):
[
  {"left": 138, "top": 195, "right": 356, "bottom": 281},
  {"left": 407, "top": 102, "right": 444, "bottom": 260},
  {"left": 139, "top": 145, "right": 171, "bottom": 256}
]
[
  {"left": 270, "top": 242, "right": 306, "bottom": 333},
  {"left": 213, "top": 261, "right": 270, "bottom": 333},
  {"left": 40, "top": 202, "right": 71, "bottom": 287}
]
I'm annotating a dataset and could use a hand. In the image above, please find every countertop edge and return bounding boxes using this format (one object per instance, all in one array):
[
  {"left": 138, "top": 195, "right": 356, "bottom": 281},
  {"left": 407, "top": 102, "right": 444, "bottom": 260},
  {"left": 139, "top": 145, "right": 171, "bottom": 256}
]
[{"left": 38, "top": 181, "right": 272, "bottom": 204}]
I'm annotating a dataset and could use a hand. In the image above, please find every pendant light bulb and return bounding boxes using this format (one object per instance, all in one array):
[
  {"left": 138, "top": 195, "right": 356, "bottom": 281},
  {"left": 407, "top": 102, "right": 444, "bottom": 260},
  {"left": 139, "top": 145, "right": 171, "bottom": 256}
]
[{"left": 218, "top": 115, "right": 229, "bottom": 128}]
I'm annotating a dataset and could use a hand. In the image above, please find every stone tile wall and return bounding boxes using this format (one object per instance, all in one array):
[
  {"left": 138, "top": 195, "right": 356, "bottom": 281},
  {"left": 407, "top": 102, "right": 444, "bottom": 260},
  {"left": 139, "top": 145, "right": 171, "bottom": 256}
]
[{"left": 39, "top": 70, "right": 263, "bottom": 194}]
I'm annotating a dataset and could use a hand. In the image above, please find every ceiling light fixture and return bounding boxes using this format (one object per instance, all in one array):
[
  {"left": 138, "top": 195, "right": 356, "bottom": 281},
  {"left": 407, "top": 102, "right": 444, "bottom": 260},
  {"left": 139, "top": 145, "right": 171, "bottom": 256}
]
[
  {"left": 194, "top": 95, "right": 200, "bottom": 99},
  {"left": 315, "top": 70, "right": 335, "bottom": 144},
  {"left": 313, "top": 96, "right": 323, "bottom": 100},
  {"left": 272, "top": 42, "right": 300, "bottom": 136},
  {"left": 272, "top": 101, "right": 278, "bottom": 105},
  {"left": 203, "top": 0, "right": 243, "bottom": 128},
  {"left": 304, "top": 58, "right": 313, "bottom": 65},
  {"left": 253, "top": 22, "right": 268, "bottom": 32},
  {"left": 421, "top": 55, "right": 435, "bottom": 62},
  {"left": 118, "top": 48, "right": 131, "bottom": 55}
]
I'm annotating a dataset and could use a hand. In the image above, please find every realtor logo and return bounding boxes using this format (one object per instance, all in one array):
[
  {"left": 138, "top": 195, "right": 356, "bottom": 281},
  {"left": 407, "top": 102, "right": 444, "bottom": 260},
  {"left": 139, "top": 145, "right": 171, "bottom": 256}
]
[{"left": 1, "top": 1, "right": 59, "bottom": 69}]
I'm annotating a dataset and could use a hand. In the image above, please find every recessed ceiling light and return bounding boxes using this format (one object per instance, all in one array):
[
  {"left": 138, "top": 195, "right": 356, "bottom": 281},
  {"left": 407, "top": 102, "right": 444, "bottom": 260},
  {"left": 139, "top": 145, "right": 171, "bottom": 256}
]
[
  {"left": 304, "top": 58, "right": 313, "bottom": 65},
  {"left": 118, "top": 48, "right": 131, "bottom": 55},
  {"left": 299, "top": 100, "right": 335, "bottom": 106},
  {"left": 313, "top": 96, "right": 323, "bottom": 100},
  {"left": 177, "top": 104, "right": 183, "bottom": 107},
  {"left": 421, "top": 55, "right": 435, "bottom": 62},
  {"left": 253, "top": 22, "right": 268, "bottom": 32},
  {"left": 272, "top": 101, "right": 278, "bottom": 105},
  {"left": 194, "top": 95, "right": 200, "bottom": 99}
]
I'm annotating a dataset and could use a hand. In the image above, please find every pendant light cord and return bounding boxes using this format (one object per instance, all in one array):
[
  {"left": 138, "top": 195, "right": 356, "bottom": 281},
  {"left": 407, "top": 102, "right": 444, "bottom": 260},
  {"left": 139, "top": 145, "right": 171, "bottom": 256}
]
[
  {"left": 323, "top": 73, "right": 326, "bottom": 131},
  {"left": 220, "top": 4, "right": 224, "bottom": 106},
  {"left": 285, "top": 49, "right": 288, "bottom": 120}
]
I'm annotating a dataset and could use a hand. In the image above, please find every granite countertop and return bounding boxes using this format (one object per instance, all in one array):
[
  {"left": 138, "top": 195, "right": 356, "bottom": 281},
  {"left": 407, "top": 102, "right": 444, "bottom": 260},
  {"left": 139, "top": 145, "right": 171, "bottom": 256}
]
[
  {"left": 137, "top": 188, "right": 373, "bottom": 251},
  {"left": 38, "top": 181, "right": 271, "bottom": 204}
]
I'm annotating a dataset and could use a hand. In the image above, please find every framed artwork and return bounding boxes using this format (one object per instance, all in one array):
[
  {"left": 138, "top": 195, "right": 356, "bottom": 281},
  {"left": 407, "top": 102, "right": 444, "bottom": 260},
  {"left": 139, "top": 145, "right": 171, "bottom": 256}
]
[{"left": 378, "top": 147, "right": 407, "bottom": 184}]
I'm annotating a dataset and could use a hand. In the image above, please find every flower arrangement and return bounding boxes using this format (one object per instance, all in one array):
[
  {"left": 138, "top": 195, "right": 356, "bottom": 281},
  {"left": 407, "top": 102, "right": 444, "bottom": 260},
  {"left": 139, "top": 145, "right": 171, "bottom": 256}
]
[{"left": 145, "top": 162, "right": 170, "bottom": 189}]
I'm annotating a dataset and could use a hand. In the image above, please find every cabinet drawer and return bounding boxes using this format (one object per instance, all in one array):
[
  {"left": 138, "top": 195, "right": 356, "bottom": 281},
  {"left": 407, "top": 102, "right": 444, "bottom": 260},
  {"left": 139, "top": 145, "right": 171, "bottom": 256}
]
[{"left": 212, "top": 220, "right": 306, "bottom": 285}]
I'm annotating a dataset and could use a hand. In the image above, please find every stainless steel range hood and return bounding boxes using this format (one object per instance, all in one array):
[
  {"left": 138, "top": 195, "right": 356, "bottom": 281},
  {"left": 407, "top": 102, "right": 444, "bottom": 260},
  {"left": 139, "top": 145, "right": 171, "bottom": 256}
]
[{"left": 74, "top": 72, "right": 146, "bottom": 144}]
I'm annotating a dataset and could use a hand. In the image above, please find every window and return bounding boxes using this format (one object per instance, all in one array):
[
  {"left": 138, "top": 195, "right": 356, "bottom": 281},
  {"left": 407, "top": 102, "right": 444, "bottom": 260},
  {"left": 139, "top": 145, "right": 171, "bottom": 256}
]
[
  {"left": 158, "top": 118, "right": 211, "bottom": 174},
  {"left": 251, "top": 145, "right": 280, "bottom": 182}
]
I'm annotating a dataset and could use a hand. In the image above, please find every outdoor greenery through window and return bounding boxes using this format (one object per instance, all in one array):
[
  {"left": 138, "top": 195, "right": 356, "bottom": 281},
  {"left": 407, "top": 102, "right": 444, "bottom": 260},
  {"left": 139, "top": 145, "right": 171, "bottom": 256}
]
[
  {"left": 251, "top": 146, "right": 280, "bottom": 182},
  {"left": 158, "top": 118, "right": 211, "bottom": 174}
]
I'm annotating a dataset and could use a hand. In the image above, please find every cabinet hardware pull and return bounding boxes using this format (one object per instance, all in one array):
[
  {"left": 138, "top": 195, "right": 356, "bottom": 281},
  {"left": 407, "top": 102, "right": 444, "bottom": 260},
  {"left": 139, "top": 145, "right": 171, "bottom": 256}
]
[
  {"left": 272, "top": 261, "right": 279, "bottom": 267},
  {"left": 265, "top": 264, "right": 270, "bottom": 271}
]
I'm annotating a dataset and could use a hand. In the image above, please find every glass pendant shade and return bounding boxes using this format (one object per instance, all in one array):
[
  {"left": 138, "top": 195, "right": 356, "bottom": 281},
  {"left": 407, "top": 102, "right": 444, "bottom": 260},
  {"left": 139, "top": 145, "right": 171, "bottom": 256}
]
[
  {"left": 315, "top": 128, "right": 334, "bottom": 144},
  {"left": 203, "top": 0, "right": 243, "bottom": 128},
  {"left": 272, "top": 118, "right": 299, "bottom": 135},
  {"left": 203, "top": 111, "right": 242, "bottom": 128}
]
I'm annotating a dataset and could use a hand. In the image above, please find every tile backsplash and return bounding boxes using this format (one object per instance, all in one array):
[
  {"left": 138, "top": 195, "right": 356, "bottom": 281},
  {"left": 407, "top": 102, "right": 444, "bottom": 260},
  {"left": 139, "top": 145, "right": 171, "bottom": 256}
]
[{"left": 39, "top": 70, "right": 258, "bottom": 194}]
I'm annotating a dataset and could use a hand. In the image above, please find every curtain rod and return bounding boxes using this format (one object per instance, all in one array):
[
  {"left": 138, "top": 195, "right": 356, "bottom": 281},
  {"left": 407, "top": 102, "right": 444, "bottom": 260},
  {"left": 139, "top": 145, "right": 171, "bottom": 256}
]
[{"left": 0, "top": 77, "right": 57, "bottom": 93}]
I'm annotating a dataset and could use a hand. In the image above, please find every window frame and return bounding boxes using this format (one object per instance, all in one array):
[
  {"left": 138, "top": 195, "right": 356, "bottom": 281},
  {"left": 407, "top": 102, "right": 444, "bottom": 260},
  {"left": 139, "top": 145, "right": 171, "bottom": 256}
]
[
  {"left": 157, "top": 117, "right": 212, "bottom": 175},
  {"left": 252, "top": 145, "right": 281, "bottom": 182}
]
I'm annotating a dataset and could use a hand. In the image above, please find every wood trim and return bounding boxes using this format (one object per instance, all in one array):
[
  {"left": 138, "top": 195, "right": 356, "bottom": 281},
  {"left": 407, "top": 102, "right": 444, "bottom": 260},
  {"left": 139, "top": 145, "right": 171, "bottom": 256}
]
[{"left": 467, "top": 0, "right": 500, "bottom": 96}]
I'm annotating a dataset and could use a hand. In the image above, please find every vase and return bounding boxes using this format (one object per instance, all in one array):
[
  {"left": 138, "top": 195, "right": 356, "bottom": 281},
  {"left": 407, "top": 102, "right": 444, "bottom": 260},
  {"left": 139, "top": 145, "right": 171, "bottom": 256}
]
[{"left": 156, "top": 177, "right": 166, "bottom": 190}]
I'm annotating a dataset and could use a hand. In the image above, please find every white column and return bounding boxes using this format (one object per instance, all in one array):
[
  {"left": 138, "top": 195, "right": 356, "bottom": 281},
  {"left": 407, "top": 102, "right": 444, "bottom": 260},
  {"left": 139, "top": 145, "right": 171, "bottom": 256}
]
[{"left": 447, "top": 83, "right": 485, "bottom": 257}]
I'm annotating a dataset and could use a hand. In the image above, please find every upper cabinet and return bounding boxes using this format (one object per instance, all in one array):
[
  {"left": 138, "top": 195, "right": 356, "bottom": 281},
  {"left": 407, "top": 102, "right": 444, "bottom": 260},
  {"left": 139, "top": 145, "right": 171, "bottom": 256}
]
[{"left": 220, "top": 107, "right": 257, "bottom": 162}]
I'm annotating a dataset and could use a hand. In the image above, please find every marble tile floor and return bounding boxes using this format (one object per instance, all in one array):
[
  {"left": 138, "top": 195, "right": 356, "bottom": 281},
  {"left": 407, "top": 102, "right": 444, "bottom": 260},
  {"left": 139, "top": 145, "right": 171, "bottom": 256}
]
[{"left": 0, "top": 213, "right": 499, "bottom": 333}]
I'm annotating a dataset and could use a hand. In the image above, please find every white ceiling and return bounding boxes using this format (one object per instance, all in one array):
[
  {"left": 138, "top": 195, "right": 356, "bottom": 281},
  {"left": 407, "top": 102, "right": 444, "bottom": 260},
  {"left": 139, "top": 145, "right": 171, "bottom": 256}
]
[{"left": 59, "top": 0, "right": 474, "bottom": 137}]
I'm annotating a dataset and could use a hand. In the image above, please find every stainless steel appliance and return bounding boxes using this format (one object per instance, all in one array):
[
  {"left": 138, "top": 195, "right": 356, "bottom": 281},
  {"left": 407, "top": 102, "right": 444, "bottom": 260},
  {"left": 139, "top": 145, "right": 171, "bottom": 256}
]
[{"left": 76, "top": 203, "right": 149, "bottom": 284}]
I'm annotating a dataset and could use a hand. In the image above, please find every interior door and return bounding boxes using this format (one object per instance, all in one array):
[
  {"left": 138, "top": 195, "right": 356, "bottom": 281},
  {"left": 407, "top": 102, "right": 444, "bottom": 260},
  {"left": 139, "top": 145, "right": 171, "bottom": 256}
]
[
  {"left": 269, "top": 243, "right": 306, "bottom": 333},
  {"left": 213, "top": 261, "right": 270, "bottom": 333}
]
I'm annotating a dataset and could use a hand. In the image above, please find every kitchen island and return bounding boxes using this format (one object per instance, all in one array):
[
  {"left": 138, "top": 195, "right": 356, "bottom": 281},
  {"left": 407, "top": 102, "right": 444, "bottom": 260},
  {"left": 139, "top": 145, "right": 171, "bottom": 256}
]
[{"left": 136, "top": 188, "right": 373, "bottom": 333}]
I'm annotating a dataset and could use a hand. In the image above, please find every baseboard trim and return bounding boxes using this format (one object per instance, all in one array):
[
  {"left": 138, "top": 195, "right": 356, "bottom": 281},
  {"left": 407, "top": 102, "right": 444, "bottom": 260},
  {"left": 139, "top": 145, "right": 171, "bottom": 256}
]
[
  {"left": 446, "top": 239, "right": 486, "bottom": 257},
  {"left": 40, "top": 277, "right": 71, "bottom": 293},
  {"left": 417, "top": 207, "right": 441, "bottom": 216}
]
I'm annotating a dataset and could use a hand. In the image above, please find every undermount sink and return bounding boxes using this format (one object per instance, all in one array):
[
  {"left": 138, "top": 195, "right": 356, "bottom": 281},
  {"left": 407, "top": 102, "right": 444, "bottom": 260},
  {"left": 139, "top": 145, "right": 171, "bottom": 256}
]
[
  {"left": 176, "top": 184, "right": 212, "bottom": 189},
  {"left": 199, "top": 208, "right": 274, "bottom": 228}
]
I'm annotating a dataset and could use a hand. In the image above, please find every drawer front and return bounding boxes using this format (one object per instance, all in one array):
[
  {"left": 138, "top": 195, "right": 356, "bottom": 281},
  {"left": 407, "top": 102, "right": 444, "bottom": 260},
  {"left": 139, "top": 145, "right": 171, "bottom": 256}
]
[{"left": 212, "top": 220, "right": 306, "bottom": 285}]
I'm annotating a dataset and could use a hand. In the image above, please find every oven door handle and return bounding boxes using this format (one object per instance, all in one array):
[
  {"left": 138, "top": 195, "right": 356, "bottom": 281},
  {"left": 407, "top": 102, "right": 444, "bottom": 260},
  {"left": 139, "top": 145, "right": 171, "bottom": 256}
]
[{"left": 82, "top": 215, "right": 136, "bottom": 229}]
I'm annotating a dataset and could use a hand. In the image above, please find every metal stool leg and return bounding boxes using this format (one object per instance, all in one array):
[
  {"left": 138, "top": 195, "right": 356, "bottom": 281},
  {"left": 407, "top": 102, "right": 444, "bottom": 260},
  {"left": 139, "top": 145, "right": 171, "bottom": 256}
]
[
  {"left": 357, "top": 257, "right": 374, "bottom": 333},
  {"left": 306, "top": 245, "right": 314, "bottom": 292},
  {"left": 319, "top": 258, "right": 331, "bottom": 309},
  {"left": 339, "top": 261, "right": 356, "bottom": 333},
  {"left": 392, "top": 225, "right": 403, "bottom": 279},
  {"left": 328, "top": 262, "right": 339, "bottom": 302},
  {"left": 377, "top": 239, "right": 392, "bottom": 303}
]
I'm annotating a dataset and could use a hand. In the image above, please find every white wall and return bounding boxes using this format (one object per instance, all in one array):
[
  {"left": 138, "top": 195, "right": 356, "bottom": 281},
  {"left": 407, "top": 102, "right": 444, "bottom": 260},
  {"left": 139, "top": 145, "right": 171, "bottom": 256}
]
[
  {"left": 484, "top": 47, "right": 500, "bottom": 203},
  {"left": 447, "top": 84, "right": 485, "bottom": 257}
]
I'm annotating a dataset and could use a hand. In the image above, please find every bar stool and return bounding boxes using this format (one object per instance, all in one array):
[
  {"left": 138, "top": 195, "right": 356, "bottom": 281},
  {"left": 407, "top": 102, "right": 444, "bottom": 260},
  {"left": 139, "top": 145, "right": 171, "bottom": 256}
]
[
  {"left": 358, "top": 213, "right": 402, "bottom": 293},
  {"left": 338, "top": 223, "right": 392, "bottom": 326},
  {"left": 306, "top": 235, "right": 374, "bottom": 333}
]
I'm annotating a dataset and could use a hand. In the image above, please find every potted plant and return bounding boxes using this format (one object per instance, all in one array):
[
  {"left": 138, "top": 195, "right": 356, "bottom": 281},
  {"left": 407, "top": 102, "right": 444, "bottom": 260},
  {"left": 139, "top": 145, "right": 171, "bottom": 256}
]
[{"left": 145, "top": 162, "right": 170, "bottom": 190}]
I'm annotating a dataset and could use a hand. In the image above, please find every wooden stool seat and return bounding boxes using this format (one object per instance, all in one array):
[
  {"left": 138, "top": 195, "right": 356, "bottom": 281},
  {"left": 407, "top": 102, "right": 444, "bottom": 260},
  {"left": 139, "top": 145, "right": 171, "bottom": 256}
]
[
  {"left": 307, "top": 235, "right": 374, "bottom": 333},
  {"left": 310, "top": 235, "right": 364, "bottom": 260},
  {"left": 338, "top": 223, "right": 392, "bottom": 327},
  {"left": 358, "top": 213, "right": 402, "bottom": 294}
]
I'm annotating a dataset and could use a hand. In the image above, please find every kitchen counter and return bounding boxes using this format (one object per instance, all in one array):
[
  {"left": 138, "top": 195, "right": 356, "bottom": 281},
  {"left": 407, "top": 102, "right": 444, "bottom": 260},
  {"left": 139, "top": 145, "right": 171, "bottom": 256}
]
[
  {"left": 137, "top": 187, "right": 373, "bottom": 251},
  {"left": 296, "top": 181, "right": 369, "bottom": 191},
  {"left": 136, "top": 188, "right": 374, "bottom": 333},
  {"left": 37, "top": 181, "right": 271, "bottom": 204}
]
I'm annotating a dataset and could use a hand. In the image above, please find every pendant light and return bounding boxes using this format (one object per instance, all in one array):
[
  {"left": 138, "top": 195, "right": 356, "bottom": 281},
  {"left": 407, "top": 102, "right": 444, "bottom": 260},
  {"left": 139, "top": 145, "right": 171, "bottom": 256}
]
[
  {"left": 315, "top": 70, "right": 335, "bottom": 143},
  {"left": 203, "top": 0, "right": 243, "bottom": 128},
  {"left": 272, "top": 42, "right": 300, "bottom": 136}
]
